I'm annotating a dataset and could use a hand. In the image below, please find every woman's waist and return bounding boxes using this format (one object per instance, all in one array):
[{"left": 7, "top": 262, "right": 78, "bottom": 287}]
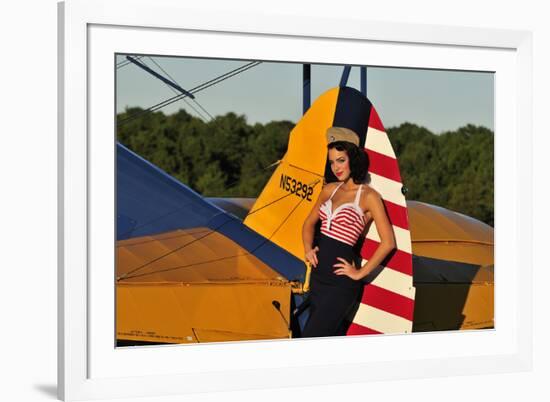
[
  {"left": 311, "top": 263, "right": 363, "bottom": 288},
  {"left": 315, "top": 234, "right": 361, "bottom": 266},
  {"left": 319, "top": 225, "right": 362, "bottom": 247},
  {"left": 317, "top": 231, "right": 360, "bottom": 250}
]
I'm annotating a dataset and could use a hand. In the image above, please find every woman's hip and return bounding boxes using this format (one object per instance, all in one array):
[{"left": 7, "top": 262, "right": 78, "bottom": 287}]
[{"left": 313, "top": 234, "right": 362, "bottom": 287}]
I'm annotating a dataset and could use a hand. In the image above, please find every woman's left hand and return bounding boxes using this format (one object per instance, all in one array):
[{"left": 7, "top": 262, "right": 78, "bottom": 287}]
[{"left": 333, "top": 257, "right": 363, "bottom": 281}]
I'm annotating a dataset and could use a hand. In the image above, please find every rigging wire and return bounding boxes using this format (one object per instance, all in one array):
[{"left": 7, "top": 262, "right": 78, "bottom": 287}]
[
  {"left": 119, "top": 253, "right": 248, "bottom": 281},
  {"left": 117, "top": 61, "right": 261, "bottom": 126},
  {"left": 189, "top": 97, "right": 215, "bottom": 121},
  {"left": 118, "top": 186, "right": 311, "bottom": 281},
  {"left": 117, "top": 228, "right": 213, "bottom": 248},
  {"left": 117, "top": 212, "right": 233, "bottom": 280},
  {"left": 118, "top": 57, "right": 271, "bottom": 196},
  {"left": 145, "top": 57, "right": 211, "bottom": 122},
  {"left": 116, "top": 164, "right": 315, "bottom": 280},
  {"left": 147, "top": 57, "right": 216, "bottom": 121},
  {"left": 245, "top": 178, "right": 321, "bottom": 217},
  {"left": 118, "top": 60, "right": 260, "bottom": 125},
  {"left": 117, "top": 154, "right": 283, "bottom": 252},
  {"left": 117, "top": 200, "right": 206, "bottom": 240},
  {"left": 116, "top": 55, "right": 144, "bottom": 69}
]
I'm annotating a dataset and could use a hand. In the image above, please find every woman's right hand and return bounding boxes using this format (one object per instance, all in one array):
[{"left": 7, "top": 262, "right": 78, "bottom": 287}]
[{"left": 305, "top": 246, "right": 319, "bottom": 268}]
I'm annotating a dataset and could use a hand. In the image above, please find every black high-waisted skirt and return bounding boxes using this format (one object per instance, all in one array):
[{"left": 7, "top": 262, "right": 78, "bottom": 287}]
[{"left": 301, "top": 233, "right": 364, "bottom": 338}]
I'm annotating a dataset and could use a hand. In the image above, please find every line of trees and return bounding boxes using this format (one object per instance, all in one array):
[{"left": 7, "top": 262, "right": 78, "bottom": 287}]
[
  {"left": 117, "top": 108, "right": 494, "bottom": 226},
  {"left": 388, "top": 123, "right": 494, "bottom": 226}
]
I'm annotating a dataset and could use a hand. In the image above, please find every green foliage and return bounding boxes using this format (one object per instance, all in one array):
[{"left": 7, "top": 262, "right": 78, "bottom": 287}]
[
  {"left": 195, "top": 161, "right": 227, "bottom": 196},
  {"left": 117, "top": 108, "right": 292, "bottom": 198},
  {"left": 387, "top": 123, "right": 494, "bottom": 226},
  {"left": 117, "top": 109, "right": 493, "bottom": 226}
]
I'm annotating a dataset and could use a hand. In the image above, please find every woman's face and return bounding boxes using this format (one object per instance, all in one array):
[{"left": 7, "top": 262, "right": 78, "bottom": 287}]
[{"left": 328, "top": 147, "right": 351, "bottom": 181}]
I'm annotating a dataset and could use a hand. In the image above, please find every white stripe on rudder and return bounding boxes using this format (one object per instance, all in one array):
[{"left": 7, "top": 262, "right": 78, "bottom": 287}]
[
  {"left": 360, "top": 265, "right": 415, "bottom": 300},
  {"left": 352, "top": 303, "right": 413, "bottom": 334},
  {"left": 365, "top": 127, "right": 396, "bottom": 158},
  {"left": 368, "top": 173, "right": 406, "bottom": 207}
]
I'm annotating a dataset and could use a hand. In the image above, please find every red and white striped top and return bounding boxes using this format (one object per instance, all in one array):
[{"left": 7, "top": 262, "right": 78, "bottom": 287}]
[{"left": 318, "top": 182, "right": 366, "bottom": 246}]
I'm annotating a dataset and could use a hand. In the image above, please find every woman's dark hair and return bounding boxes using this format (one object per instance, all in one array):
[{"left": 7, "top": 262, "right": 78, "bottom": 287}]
[{"left": 327, "top": 141, "right": 369, "bottom": 184}]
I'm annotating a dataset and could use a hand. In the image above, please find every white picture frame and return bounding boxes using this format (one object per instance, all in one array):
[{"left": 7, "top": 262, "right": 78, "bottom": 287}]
[{"left": 58, "top": 0, "right": 533, "bottom": 400}]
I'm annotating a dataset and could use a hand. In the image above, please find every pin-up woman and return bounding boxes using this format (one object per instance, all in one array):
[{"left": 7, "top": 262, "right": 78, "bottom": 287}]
[{"left": 301, "top": 127, "right": 396, "bottom": 337}]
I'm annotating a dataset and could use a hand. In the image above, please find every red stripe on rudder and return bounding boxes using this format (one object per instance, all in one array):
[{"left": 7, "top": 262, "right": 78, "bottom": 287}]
[
  {"left": 383, "top": 200, "right": 409, "bottom": 230},
  {"left": 366, "top": 149, "right": 402, "bottom": 182},
  {"left": 346, "top": 322, "right": 383, "bottom": 335},
  {"left": 360, "top": 239, "right": 413, "bottom": 275},
  {"left": 368, "top": 106, "right": 386, "bottom": 132},
  {"left": 360, "top": 284, "right": 414, "bottom": 321}
]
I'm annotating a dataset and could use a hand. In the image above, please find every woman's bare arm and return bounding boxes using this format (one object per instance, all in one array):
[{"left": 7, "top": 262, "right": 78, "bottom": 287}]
[{"left": 355, "top": 190, "right": 396, "bottom": 279}]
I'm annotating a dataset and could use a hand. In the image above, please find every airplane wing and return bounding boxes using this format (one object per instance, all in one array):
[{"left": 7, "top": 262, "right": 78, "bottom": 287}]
[
  {"left": 117, "top": 141, "right": 305, "bottom": 282},
  {"left": 116, "top": 142, "right": 306, "bottom": 343}
]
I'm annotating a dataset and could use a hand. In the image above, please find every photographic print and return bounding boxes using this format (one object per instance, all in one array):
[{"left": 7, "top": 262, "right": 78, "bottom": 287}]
[{"left": 114, "top": 55, "right": 494, "bottom": 346}]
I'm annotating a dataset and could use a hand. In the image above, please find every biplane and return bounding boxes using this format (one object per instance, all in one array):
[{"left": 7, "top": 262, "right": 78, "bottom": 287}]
[{"left": 116, "top": 60, "right": 494, "bottom": 345}]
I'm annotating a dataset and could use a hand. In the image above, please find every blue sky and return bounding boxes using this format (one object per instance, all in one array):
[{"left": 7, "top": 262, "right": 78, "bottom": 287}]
[{"left": 116, "top": 55, "right": 494, "bottom": 134}]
